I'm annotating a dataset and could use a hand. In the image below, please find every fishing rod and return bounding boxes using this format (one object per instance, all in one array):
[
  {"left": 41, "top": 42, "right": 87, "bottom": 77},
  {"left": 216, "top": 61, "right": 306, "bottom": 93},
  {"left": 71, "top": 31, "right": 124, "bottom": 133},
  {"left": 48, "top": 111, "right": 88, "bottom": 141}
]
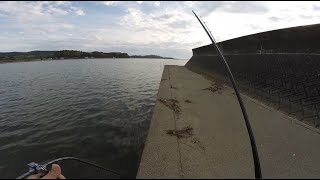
[
  {"left": 192, "top": 10, "right": 262, "bottom": 179},
  {"left": 16, "top": 157, "right": 120, "bottom": 179}
]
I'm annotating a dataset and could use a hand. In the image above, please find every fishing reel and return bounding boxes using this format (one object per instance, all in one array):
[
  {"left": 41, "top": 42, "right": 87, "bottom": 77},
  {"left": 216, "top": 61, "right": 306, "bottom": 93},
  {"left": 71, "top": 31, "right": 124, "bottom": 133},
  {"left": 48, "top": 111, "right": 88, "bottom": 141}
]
[
  {"left": 16, "top": 162, "right": 49, "bottom": 179},
  {"left": 16, "top": 157, "right": 121, "bottom": 179}
]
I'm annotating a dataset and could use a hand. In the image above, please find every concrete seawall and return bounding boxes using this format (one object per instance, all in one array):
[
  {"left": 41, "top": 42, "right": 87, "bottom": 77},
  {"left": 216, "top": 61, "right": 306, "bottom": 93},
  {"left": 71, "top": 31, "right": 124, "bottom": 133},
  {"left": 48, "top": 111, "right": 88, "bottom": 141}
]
[
  {"left": 186, "top": 53, "right": 320, "bottom": 129},
  {"left": 185, "top": 23, "right": 320, "bottom": 129},
  {"left": 137, "top": 65, "right": 320, "bottom": 178},
  {"left": 138, "top": 23, "right": 320, "bottom": 178},
  {"left": 194, "top": 23, "right": 320, "bottom": 54}
]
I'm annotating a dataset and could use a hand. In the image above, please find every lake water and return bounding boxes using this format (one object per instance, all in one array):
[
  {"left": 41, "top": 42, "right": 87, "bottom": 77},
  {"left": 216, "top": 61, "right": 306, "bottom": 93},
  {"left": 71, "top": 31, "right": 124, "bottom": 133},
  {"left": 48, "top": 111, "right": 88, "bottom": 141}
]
[{"left": 0, "top": 58, "right": 187, "bottom": 178}]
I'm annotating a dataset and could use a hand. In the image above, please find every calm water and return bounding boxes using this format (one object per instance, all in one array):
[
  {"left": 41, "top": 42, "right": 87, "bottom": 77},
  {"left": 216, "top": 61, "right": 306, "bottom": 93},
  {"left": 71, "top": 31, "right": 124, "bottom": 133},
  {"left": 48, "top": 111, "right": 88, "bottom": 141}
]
[{"left": 0, "top": 58, "right": 187, "bottom": 178}]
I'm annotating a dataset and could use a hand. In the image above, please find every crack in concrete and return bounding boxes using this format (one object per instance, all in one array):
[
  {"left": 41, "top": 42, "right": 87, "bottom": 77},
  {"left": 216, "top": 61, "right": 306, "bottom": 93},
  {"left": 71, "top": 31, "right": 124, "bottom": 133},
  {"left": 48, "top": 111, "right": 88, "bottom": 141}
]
[{"left": 168, "top": 66, "right": 184, "bottom": 179}]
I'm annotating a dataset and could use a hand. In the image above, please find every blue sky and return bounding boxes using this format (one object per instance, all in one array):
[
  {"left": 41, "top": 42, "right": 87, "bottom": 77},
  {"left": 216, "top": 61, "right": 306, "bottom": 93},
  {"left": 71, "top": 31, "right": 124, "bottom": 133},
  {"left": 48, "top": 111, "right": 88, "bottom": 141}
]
[{"left": 0, "top": 1, "right": 320, "bottom": 59}]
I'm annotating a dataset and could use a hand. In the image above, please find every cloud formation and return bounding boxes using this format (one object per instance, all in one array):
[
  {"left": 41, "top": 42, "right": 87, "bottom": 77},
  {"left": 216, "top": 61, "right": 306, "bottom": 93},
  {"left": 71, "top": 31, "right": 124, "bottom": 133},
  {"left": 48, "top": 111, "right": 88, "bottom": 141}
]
[
  {"left": 74, "top": 9, "right": 85, "bottom": 16},
  {"left": 101, "top": 1, "right": 119, "bottom": 6},
  {"left": 0, "top": 1, "right": 320, "bottom": 59}
]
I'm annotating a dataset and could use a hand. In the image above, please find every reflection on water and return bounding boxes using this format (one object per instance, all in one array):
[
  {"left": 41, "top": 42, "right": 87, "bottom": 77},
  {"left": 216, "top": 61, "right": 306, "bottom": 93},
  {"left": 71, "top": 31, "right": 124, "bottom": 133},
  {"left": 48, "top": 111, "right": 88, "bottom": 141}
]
[{"left": 0, "top": 58, "right": 187, "bottom": 178}]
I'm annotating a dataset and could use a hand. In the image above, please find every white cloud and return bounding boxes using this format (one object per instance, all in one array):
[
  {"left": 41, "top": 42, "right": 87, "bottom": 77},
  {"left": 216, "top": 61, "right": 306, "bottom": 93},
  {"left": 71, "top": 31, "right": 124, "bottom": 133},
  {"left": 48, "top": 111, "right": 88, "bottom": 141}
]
[
  {"left": 2, "top": 1, "right": 320, "bottom": 59},
  {"left": 75, "top": 9, "right": 85, "bottom": 16},
  {"left": 102, "top": 1, "right": 119, "bottom": 6},
  {"left": 154, "top": 1, "right": 160, "bottom": 7},
  {"left": 61, "top": 24, "right": 74, "bottom": 29},
  {"left": 183, "top": 1, "right": 194, "bottom": 7},
  {"left": 55, "top": 1, "right": 72, "bottom": 6},
  {"left": 0, "top": 1, "right": 82, "bottom": 47},
  {"left": 119, "top": 7, "right": 209, "bottom": 56},
  {"left": 201, "top": 1, "right": 320, "bottom": 41},
  {"left": 0, "top": 1, "right": 56, "bottom": 24},
  {"left": 48, "top": 6, "right": 68, "bottom": 15},
  {"left": 0, "top": 1, "right": 85, "bottom": 22}
]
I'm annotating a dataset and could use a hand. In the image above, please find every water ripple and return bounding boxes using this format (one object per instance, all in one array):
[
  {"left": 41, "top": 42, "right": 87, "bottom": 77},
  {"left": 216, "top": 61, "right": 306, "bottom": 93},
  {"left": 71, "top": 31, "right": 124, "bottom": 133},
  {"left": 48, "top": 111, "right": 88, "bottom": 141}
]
[{"left": 0, "top": 58, "right": 187, "bottom": 178}]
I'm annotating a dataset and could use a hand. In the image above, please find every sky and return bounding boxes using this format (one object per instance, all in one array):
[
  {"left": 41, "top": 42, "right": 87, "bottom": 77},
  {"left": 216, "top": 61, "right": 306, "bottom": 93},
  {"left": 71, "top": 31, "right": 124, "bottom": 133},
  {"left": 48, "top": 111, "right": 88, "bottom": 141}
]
[{"left": 0, "top": 1, "right": 320, "bottom": 59}]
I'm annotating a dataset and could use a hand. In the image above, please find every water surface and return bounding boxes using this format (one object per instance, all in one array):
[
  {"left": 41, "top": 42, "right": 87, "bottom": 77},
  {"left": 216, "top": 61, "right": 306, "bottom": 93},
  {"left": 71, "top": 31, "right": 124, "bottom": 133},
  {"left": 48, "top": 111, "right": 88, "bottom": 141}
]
[{"left": 0, "top": 58, "right": 187, "bottom": 178}]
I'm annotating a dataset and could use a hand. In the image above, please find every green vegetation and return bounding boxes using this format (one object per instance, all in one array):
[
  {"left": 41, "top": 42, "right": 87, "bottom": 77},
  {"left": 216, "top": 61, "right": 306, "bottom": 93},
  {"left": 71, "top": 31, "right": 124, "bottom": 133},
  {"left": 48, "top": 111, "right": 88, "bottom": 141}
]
[
  {"left": 0, "top": 50, "right": 174, "bottom": 63},
  {"left": 54, "top": 50, "right": 130, "bottom": 59},
  {"left": 130, "top": 55, "right": 174, "bottom": 59}
]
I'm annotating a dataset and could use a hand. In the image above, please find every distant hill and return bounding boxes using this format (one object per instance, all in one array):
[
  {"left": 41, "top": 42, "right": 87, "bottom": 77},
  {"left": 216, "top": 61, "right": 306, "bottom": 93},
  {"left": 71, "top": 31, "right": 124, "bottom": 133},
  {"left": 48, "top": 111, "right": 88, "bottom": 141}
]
[
  {"left": 130, "top": 55, "right": 174, "bottom": 59},
  {"left": 0, "top": 50, "right": 174, "bottom": 63},
  {"left": 0, "top": 51, "right": 56, "bottom": 57}
]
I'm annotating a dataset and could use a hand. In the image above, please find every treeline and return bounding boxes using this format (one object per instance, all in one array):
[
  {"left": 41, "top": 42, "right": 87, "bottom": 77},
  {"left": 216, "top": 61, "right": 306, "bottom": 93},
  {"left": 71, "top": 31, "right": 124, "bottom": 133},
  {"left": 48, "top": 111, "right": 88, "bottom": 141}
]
[
  {"left": 54, "top": 50, "right": 129, "bottom": 58},
  {"left": 0, "top": 51, "right": 55, "bottom": 62},
  {"left": 130, "top": 55, "right": 174, "bottom": 59},
  {"left": 0, "top": 50, "right": 174, "bottom": 63},
  {"left": 0, "top": 50, "right": 129, "bottom": 62}
]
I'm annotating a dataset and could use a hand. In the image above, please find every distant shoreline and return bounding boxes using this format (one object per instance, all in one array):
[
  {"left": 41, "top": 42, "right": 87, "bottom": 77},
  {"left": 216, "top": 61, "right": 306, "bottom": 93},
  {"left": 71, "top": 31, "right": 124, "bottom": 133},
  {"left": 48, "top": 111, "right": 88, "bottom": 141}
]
[
  {"left": 0, "top": 50, "right": 177, "bottom": 64},
  {"left": 0, "top": 57, "right": 179, "bottom": 65}
]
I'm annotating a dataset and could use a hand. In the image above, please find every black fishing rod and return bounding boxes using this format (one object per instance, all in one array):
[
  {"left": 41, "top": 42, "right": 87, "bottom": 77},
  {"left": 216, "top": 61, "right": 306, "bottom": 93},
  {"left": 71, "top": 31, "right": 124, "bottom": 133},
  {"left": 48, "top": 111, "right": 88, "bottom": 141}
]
[
  {"left": 192, "top": 10, "right": 262, "bottom": 179},
  {"left": 16, "top": 157, "right": 120, "bottom": 179}
]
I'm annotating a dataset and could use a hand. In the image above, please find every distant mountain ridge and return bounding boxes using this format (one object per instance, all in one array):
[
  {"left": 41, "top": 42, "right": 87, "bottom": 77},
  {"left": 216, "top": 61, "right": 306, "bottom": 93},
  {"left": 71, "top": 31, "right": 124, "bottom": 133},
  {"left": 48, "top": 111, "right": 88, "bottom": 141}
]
[{"left": 0, "top": 50, "right": 175, "bottom": 63}]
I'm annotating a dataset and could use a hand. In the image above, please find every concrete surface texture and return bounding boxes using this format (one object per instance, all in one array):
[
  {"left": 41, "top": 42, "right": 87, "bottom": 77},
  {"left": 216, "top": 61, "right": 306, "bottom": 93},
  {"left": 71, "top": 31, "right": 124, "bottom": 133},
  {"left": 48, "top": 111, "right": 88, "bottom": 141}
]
[
  {"left": 137, "top": 65, "right": 320, "bottom": 179},
  {"left": 185, "top": 54, "right": 320, "bottom": 129}
]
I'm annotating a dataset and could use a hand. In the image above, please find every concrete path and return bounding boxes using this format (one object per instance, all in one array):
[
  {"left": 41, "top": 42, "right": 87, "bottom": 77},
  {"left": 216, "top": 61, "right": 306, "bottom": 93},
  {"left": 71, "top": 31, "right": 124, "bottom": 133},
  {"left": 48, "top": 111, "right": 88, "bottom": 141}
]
[{"left": 137, "top": 65, "right": 320, "bottom": 179}]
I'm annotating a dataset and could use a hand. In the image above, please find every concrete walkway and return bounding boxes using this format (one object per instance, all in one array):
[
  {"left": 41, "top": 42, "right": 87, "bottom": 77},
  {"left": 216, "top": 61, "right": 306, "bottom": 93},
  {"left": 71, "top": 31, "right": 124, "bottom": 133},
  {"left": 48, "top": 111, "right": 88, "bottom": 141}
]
[{"left": 137, "top": 65, "right": 320, "bottom": 179}]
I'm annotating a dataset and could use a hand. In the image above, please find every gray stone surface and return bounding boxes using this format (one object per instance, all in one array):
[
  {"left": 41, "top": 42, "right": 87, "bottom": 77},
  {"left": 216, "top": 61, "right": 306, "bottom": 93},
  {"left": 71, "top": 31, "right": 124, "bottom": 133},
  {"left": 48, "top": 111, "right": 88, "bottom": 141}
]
[{"left": 137, "top": 65, "right": 320, "bottom": 179}]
